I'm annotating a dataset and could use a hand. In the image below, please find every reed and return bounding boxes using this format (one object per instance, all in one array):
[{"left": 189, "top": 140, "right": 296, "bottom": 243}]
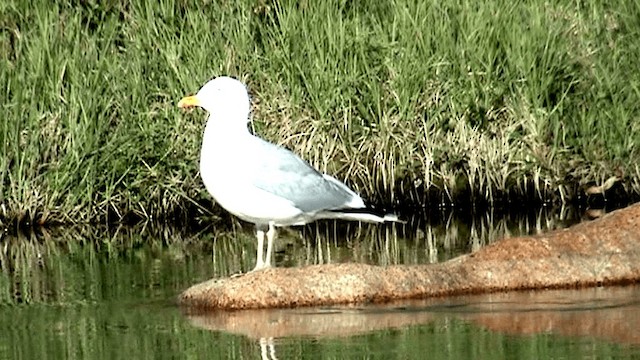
[{"left": 1, "top": 0, "right": 638, "bottom": 225}]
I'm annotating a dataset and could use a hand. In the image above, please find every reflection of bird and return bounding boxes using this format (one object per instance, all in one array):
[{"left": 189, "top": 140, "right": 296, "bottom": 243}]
[{"left": 178, "top": 76, "right": 399, "bottom": 271}]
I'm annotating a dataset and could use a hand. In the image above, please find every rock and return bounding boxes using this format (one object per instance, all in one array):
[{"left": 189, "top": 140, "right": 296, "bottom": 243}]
[{"left": 179, "top": 203, "right": 640, "bottom": 310}]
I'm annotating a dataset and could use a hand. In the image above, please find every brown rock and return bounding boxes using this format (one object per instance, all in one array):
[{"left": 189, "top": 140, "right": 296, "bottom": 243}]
[{"left": 179, "top": 203, "right": 640, "bottom": 310}]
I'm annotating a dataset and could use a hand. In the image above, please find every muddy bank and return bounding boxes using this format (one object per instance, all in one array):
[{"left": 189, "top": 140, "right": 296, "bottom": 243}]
[{"left": 179, "top": 202, "right": 640, "bottom": 310}]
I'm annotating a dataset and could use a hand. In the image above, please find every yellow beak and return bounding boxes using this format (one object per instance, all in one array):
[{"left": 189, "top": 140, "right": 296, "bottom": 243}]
[{"left": 178, "top": 95, "right": 201, "bottom": 108}]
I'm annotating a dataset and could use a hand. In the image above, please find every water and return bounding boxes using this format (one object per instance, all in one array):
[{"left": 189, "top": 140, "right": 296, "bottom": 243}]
[{"left": 1, "top": 207, "right": 639, "bottom": 359}]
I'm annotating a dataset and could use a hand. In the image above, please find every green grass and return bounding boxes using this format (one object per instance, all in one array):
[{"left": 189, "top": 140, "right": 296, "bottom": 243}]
[{"left": 1, "top": 0, "right": 639, "bottom": 226}]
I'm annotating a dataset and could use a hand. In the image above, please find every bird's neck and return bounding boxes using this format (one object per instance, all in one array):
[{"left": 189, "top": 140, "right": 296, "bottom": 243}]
[{"left": 202, "top": 111, "right": 251, "bottom": 146}]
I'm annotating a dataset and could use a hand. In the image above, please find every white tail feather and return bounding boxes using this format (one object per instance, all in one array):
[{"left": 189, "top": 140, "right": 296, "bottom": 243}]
[{"left": 314, "top": 211, "right": 403, "bottom": 224}]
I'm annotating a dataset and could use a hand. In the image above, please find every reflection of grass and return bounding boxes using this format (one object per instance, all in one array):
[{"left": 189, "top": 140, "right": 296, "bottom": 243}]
[
  {"left": 0, "top": 206, "right": 578, "bottom": 305},
  {"left": 2, "top": 1, "right": 639, "bottom": 226},
  {"left": 2, "top": 305, "right": 630, "bottom": 359},
  {"left": 0, "top": 225, "right": 216, "bottom": 305}
]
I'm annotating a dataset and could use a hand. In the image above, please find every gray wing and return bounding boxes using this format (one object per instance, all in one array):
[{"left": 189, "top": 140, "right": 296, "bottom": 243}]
[{"left": 246, "top": 137, "right": 364, "bottom": 213}]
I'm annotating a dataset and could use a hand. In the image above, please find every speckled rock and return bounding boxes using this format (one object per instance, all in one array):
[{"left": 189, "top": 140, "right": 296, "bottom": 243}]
[{"left": 179, "top": 202, "right": 640, "bottom": 310}]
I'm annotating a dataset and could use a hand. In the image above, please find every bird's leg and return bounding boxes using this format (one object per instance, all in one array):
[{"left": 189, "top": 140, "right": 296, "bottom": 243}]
[
  {"left": 253, "top": 228, "right": 266, "bottom": 271},
  {"left": 264, "top": 222, "right": 276, "bottom": 268}
]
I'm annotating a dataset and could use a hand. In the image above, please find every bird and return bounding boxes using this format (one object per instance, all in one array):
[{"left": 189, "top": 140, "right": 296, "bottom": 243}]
[{"left": 178, "top": 76, "right": 399, "bottom": 272}]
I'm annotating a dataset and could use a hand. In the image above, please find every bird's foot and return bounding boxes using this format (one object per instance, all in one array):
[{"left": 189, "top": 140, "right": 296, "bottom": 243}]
[
  {"left": 228, "top": 264, "right": 271, "bottom": 278},
  {"left": 250, "top": 263, "right": 272, "bottom": 272}
]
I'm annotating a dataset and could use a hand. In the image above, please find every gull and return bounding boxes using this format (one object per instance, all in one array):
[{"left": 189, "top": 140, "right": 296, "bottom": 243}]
[{"left": 178, "top": 76, "right": 398, "bottom": 271}]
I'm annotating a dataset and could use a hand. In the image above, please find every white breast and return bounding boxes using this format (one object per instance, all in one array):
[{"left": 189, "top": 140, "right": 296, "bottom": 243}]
[{"left": 199, "top": 123, "right": 304, "bottom": 225}]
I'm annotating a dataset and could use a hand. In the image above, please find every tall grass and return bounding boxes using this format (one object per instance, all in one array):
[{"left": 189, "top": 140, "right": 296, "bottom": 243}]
[{"left": 1, "top": 0, "right": 639, "bottom": 225}]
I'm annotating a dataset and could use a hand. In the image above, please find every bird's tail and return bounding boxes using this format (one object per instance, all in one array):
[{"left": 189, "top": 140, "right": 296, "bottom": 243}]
[{"left": 316, "top": 210, "right": 404, "bottom": 224}]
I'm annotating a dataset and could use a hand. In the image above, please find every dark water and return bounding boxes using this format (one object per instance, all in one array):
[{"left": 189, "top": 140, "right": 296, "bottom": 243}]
[{"left": 1, "top": 207, "right": 639, "bottom": 359}]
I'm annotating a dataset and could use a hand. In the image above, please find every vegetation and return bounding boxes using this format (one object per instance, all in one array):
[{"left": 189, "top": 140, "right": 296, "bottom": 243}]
[{"left": 1, "top": 0, "right": 639, "bottom": 226}]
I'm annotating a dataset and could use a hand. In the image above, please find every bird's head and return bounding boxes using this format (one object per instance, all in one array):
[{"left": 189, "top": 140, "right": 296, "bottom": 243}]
[{"left": 178, "top": 76, "right": 250, "bottom": 120}]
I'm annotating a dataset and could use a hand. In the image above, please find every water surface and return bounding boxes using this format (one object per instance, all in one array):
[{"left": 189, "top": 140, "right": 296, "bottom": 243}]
[{"left": 1, "top": 207, "right": 639, "bottom": 359}]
